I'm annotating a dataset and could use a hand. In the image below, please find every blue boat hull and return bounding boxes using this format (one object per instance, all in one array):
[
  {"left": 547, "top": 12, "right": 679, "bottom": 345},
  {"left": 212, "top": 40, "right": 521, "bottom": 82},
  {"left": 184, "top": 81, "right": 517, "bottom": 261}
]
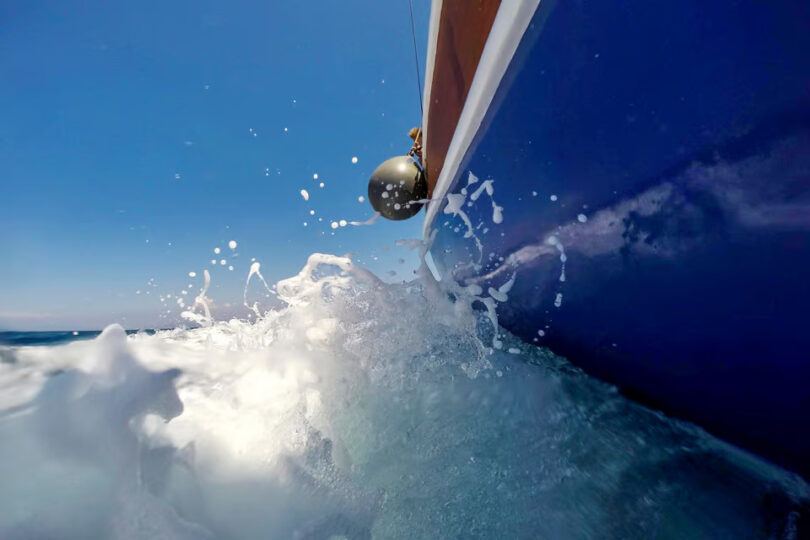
[{"left": 426, "top": 0, "right": 810, "bottom": 476}]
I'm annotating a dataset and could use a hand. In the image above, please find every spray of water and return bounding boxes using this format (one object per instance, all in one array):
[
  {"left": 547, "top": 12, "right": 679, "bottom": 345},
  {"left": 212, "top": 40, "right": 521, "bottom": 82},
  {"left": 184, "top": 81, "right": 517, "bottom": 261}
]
[{"left": 0, "top": 252, "right": 807, "bottom": 538}]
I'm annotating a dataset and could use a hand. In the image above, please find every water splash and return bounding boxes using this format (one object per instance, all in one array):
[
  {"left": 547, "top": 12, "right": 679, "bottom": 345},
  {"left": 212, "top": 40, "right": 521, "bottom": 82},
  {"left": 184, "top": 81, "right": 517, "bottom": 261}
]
[
  {"left": 0, "top": 255, "right": 806, "bottom": 538},
  {"left": 442, "top": 171, "right": 504, "bottom": 268},
  {"left": 349, "top": 212, "right": 381, "bottom": 226},
  {"left": 181, "top": 269, "right": 212, "bottom": 326},
  {"left": 243, "top": 262, "right": 276, "bottom": 318}
]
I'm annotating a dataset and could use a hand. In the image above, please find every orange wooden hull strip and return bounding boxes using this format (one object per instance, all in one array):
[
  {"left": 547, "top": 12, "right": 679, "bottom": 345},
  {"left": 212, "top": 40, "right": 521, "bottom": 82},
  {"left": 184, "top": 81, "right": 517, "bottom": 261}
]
[{"left": 425, "top": 0, "right": 501, "bottom": 195}]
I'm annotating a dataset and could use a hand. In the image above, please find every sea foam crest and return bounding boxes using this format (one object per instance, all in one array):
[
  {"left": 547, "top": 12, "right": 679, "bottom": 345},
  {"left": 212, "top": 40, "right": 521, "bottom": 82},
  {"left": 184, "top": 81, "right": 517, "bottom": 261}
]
[{"left": 0, "top": 254, "right": 807, "bottom": 539}]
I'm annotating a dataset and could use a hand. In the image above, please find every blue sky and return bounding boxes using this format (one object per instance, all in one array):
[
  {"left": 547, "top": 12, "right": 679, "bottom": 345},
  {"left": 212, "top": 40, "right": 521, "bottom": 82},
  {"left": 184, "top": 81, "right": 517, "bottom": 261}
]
[{"left": 1, "top": 0, "right": 430, "bottom": 330}]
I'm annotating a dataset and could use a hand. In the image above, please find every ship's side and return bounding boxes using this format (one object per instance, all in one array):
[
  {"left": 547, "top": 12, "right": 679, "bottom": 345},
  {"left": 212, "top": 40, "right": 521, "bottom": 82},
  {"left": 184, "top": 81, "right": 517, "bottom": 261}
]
[{"left": 423, "top": 0, "right": 810, "bottom": 477}]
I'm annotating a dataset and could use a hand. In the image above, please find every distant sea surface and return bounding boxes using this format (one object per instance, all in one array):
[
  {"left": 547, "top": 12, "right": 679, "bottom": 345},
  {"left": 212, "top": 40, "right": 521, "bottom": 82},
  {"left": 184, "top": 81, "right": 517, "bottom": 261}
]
[{"left": 0, "top": 330, "right": 158, "bottom": 347}]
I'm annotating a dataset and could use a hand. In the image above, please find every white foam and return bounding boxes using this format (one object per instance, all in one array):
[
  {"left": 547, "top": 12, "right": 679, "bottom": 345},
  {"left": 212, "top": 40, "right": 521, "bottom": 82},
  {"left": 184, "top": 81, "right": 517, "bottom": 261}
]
[{"left": 0, "top": 252, "right": 804, "bottom": 539}]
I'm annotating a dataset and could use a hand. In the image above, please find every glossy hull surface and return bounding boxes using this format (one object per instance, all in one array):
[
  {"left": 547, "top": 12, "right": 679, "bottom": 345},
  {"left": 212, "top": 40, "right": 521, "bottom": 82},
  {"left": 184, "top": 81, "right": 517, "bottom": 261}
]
[{"left": 426, "top": 0, "right": 810, "bottom": 476}]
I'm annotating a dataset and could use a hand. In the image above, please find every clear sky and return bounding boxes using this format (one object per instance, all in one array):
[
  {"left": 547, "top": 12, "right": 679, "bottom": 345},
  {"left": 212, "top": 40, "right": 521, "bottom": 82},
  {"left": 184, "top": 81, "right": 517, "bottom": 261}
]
[{"left": 1, "top": 0, "right": 430, "bottom": 330}]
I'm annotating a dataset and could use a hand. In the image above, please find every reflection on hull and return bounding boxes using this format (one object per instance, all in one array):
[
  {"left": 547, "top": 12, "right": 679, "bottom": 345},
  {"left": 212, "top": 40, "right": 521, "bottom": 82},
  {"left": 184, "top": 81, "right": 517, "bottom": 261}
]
[{"left": 426, "top": 0, "right": 810, "bottom": 476}]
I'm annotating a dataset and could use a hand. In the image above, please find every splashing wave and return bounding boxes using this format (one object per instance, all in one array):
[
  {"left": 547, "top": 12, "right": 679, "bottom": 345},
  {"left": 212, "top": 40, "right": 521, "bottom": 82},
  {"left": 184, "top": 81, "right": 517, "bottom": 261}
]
[{"left": 0, "top": 254, "right": 806, "bottom": 538}]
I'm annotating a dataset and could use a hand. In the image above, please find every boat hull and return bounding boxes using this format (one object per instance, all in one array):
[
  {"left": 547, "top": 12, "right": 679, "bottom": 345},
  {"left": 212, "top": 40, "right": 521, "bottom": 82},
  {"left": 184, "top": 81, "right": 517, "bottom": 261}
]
[{"left": 426, "top": 0, "right": 810, "bottom": 476}]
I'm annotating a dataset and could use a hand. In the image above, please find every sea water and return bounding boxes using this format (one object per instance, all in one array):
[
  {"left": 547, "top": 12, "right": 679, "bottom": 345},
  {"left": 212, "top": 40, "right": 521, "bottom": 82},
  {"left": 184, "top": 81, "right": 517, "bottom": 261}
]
[{"left": 0, "top": 253, "right": 807, "bottom": 539}]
